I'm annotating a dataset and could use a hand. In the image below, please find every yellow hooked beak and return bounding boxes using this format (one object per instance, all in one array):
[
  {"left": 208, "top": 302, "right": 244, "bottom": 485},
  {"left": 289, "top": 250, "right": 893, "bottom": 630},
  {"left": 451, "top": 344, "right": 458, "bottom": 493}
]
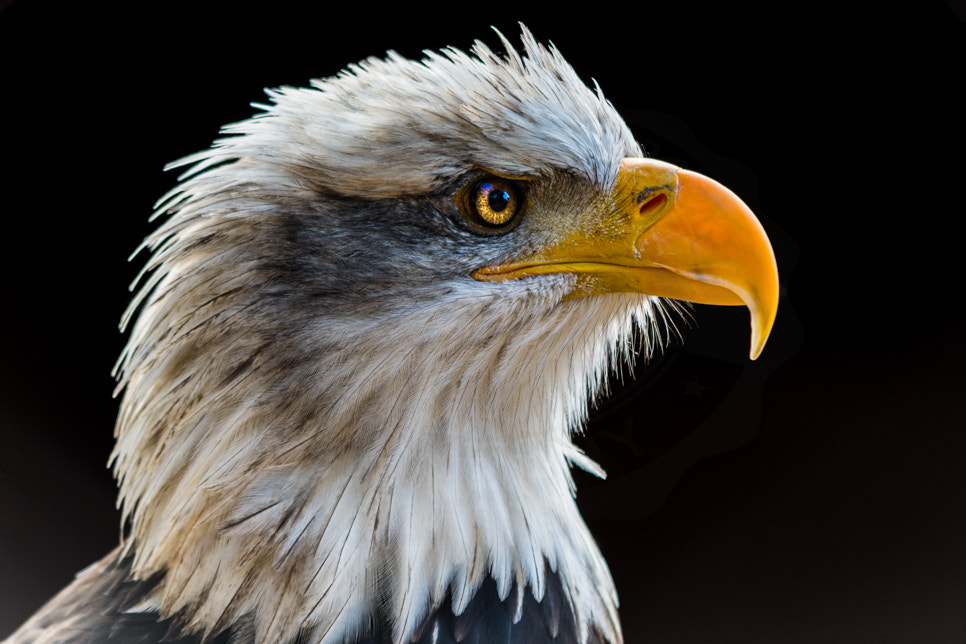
[{"left": 472, "top": 158, "right": 779, "bottom": 359}]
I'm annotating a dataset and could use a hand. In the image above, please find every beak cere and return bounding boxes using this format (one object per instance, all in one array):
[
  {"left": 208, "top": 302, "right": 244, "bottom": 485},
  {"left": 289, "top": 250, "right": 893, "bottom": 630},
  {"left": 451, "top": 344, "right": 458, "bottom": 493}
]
[{"left": 472, "top": 157, "right": 780, "bottom": 359}]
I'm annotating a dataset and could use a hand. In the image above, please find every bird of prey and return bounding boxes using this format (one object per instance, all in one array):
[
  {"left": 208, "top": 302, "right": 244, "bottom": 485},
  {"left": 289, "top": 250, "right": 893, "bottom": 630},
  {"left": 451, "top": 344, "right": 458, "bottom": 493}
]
[{"left": 6, "top": 28, "right": 778, "bottom": 644}]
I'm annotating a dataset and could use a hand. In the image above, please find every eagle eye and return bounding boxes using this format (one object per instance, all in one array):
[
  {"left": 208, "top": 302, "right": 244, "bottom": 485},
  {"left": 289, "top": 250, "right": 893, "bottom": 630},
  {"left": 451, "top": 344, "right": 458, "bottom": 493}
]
[{"left": 460, "top": 177, "right": 525, "bottom": 233}]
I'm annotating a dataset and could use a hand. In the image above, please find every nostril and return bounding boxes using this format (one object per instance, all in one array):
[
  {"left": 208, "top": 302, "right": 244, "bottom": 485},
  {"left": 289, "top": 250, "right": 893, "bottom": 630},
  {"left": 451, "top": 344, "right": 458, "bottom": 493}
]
[{"left": 639, "top": 192, "right": 667, "bottom": 218}]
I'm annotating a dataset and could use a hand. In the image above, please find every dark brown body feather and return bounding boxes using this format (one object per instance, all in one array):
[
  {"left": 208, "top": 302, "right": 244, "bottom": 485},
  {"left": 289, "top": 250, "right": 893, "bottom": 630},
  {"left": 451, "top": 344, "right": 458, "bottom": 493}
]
[{"left": 12, "top": 552, "right": 597, "bottom": 644}]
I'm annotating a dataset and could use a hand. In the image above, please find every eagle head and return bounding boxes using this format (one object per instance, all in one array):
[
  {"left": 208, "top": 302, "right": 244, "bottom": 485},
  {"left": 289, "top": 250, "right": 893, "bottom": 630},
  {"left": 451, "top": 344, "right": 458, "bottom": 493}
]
[{"left": 35, "top": 27, "right": 778, "bottom": 644}]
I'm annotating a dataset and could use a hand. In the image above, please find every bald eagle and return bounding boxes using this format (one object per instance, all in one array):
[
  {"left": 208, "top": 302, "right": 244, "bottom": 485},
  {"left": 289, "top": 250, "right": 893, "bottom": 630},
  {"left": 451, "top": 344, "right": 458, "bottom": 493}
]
[{"left": 6, "top": 28, "right": 777, "bottom": 644}]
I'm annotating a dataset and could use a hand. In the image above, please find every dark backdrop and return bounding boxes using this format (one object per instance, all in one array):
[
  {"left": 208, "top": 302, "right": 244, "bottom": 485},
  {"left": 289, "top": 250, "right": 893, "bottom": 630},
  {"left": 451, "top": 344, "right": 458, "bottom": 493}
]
[{"left": 2, "top": 1, "right": 964, "bottom": 641}]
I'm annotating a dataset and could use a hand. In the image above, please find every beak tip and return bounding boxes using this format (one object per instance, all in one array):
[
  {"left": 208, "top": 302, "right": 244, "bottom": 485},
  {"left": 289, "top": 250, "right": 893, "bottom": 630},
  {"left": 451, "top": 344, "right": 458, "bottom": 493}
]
[
  {"left": 749, "top": 344, "right": 764, "bottom": 361},
  {"left": 747, "top": 297, "right": 778, "bottom": 361}
]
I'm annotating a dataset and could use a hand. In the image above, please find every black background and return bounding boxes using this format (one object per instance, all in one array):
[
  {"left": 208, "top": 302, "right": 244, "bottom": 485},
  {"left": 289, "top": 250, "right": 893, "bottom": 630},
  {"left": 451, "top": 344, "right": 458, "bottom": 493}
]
[{"left": 2, "top": 1, "right": 965, "bottom": 641}]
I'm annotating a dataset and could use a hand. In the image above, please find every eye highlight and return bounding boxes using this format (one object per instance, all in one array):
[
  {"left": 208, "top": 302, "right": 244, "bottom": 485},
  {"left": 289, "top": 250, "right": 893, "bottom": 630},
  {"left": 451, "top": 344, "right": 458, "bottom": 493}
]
[{"left": 460, "top": 177, "right": 525, "bottom": 233}]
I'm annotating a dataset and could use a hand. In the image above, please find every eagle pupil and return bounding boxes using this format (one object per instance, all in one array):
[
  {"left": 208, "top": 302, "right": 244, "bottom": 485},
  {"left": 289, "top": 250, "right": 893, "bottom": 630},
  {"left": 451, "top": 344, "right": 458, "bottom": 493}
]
[{"left": 488, "top": 188, "right": 510, "bottom": 212}]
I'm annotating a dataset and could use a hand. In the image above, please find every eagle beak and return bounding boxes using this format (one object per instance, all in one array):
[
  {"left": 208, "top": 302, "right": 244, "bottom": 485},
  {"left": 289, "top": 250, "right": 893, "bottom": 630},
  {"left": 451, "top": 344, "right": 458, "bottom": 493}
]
[{"left": 472, "top": 158, "right": 779, "bottom": 359}]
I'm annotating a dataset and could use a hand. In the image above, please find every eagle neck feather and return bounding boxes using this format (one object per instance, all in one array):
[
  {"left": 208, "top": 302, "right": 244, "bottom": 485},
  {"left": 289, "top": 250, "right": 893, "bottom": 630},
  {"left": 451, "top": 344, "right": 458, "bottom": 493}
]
[{"left": 113, "top": 269, "right": 662, "bottom": 643}]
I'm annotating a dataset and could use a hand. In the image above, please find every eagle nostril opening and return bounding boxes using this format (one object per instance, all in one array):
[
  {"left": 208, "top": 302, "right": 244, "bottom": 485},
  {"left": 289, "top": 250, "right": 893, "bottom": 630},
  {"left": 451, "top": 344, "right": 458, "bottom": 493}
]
[{"left": 639, "top": 192, "right": 668, "bottom": 218}]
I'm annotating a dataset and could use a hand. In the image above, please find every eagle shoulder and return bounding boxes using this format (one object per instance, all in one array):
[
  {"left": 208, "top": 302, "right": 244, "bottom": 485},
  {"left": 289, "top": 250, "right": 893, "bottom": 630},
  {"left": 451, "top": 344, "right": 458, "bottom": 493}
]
[{"left": 4, "top": 549, "right": 236, "bottom": 644}]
